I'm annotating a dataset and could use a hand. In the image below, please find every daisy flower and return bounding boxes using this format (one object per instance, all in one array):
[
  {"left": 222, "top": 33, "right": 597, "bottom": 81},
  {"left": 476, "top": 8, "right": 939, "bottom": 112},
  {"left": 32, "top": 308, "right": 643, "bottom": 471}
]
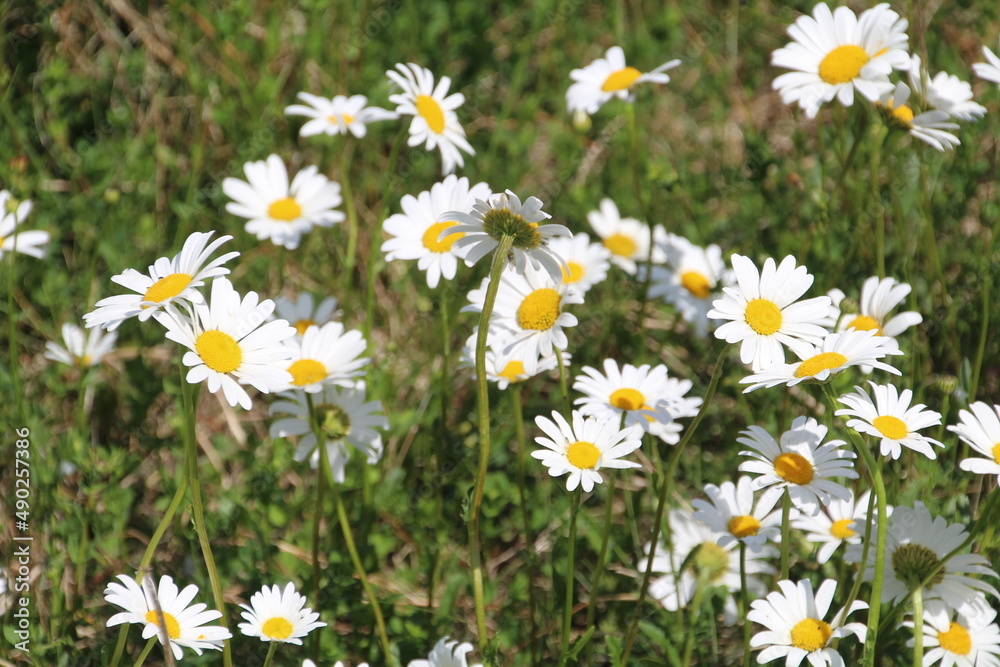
[
  {"left": 950, "top": 402, "right": 1000, "bottom": 483},
  {"left": 791, "top": 490, "right": 875, "bottom": 565},
  {"left": 408, "top": 636, "right": 482, "bottom": 667},
  {"left": 738, "top": 416, "right": 858, "bottom": 516},
  {"left": 269, "top": 384, "right": 387, "bottom": 483},
  {"left": 908, "top": 55, "right": 987, "bottom": 121},
  {"left": 223, "top": 154, "right": 345, "bottom": 250},
  {"left": 276, "top": 321, "right": 368, "bottom": 393},
  {"left": 877, "top": 82, "right": 960, "bottom": 152},
  {"left": 155, "top": 278, "right": 295, "bottom": 410},
  {"left": 973, "top": 42, "right": 1000, "bottom": 86},
  {"left": 573, "top": 358, "right": 675, "bottom": 437},
  {"left": 740, "top": 329, "right": 903, "bottom": 393},
  {"left": 586, "top": 198, "right": 664, "bottom": 275},
  {"left": 836, "top": 382, "right": 943, "bottom": 460},
  {"left": 274, "top": 292, "right": 341, "bottom": 336},
  {"left": 44, "top": 322, "right": 117, "bottom": 367},
  {"left": 693, "top": 476, "right": 789, "bottom": 553},
  {"left": 907, "top": 600, "right": 1000, "bottom": 667},
  {"left": 238, "top": 582, "right": 326, "bottom": 645},
  {"left": 749, "top": 579, "right": 868, "bottom": 667},
  {"left": 546, "top": 231, "right": 611, "bottom": 296},
  {"left": 381, "top": 174, "right": 491, "bottom": 288},
  {"left": 444, "top": 189, "right": 571, "bottom": 280},
  {"left": 770, "top": 2, "right": 910, "bottom": 119},
  {"left": 531, "top": 410, "right": 642, "bottom": 492},
  {"left": 847, "top": 502, "right": 1000, "bottom": 612},
  {"left": 0, "top": 190, "right": 47, "bottom": 259},
  {"left": 386, "top": 63, "right": 475, "bottom": 175},
  {"left": 708, "top": 254, "right": 832, "bottom": 371},
  {"left": 104, "top": 574, "right": 231, "bottom": 660},
  {"left": 649, "top": 234, "right": 734, "bottom": 337},
  {"left": 83, "top": 231, "right": 239, "bottom": 331},
  {"left": 566, "top": 46, "right": 681, "bottom": 115},
  {"left": 459, "top": 330, "right": 562, "bottom": 390},
  {"left": 835, "top": 275, "right": 922, "bottom": 344},
  {"left": 284, "top": 92, "right": 397, "bottom": 138}
]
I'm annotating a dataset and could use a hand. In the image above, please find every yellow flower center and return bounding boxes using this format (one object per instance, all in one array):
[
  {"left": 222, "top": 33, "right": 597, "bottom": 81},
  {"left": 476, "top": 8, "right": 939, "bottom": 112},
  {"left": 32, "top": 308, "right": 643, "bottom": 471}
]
[
  {"left": 516, "top": 288, "right": 562, "bottom": 331},
  {"left": 288, "top": 358, "right": 327, "bottom": 386},
  {"left": 143, "top": 273, "right": 193, "bottom": 304},
  {"left": 327, "top": 113, "right": 354, "bottom": 125},
  {"left": 680, "top": 271, "right": 712, "bottom": 298},
  {"left": 609, "top": 388, "right": 645, "bottom": 412},
  {"left": 261, "top": 616, "right": 294, "bottom": 640},
  {"left": 818, "top": 45, "right": 869, "bottom": 85},
  {"left": 993, "top": 443, "right": 1000, "bottom": 465},
  {"left": 744, "top": 298, "right": 782, "bottom": 335},
  {"left": 195, "top": 330, "right": 243, "bottom": 373},
  {"left": 938, "top": 622, "right": 972, "bottom": 656},
  {"left": 566, "top": 440, "right": 601, "bottom": 469},
  {"left": 727, "top": 515, "right": 761, "bottom": 538},
  {"left": 422, "top": 221, "right": 464, "bottom": 252},
  {"left": 602, "top": 66, "right": 643, "bottom": 92},
  {"left": 603, "top": 233, "right": 637, "bottom": 258},
  {"left": 80, "top": 354, "right": 93, "bottom": 366},
  {"left": 293, "top": 318, "right": 317, "bottom": 335},
  {"left": 691, "top": 541, "right": 730, "bottom": 584},
  {"left": 872, "top": 415, "right": 909, "bottom": 440},
  {"left": 268, "top": 197, "right": 303, "bottom": 221},
  {"left": 499, "top": 360, "right": 526, "bottom": 383},
  {"left": 774, "top": 452, "right": 814, "bottom": 485},
  {"left": 144, "top": 610, "right": 180, "bottom": 639},
  {"left": 846, "top": 314, "right": 882, "bottom": 334},
  {"left": 561, "top": 261, "right": 586, "bottom": 284},
  {"left": 790, "top": 618, "right": 833, "bottom": 652},
  {"left": 892, "top": 104, "right": 915, "bottom": 126},
  {"left": 416, "top": 94, "right": 446, "bottom": 135},
  {"left": 794, "top": 352, "right": 848, "bottom": 379},
  {"left": 830, "top": 518, "right": 857, "bottom": 540}
]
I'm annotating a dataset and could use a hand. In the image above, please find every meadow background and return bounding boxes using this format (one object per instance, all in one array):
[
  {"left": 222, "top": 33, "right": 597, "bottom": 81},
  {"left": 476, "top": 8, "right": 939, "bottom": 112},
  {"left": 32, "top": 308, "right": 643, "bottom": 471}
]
[{"left": 2, "top": 0, "right": 1000, "bottom": 665}]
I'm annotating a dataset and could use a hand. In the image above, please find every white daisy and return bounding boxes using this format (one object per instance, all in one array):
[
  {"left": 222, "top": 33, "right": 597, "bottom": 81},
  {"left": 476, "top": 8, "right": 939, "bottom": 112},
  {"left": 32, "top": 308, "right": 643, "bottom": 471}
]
[
  {"left": 708, "top": 254, "right": 832, "bottom": 371},
  {"left": 740, "top": 329, "right": 903, "bottom": 393},
  {"left": 836, "top": 382, "right": 943, "bottom": 460},
  {"left": 276, "top": 321, "right": 368, "bottom": 393},
  {"left": 104, "top": 574, "right": 231, "bottom": 660},
  {"left": 585, "top": 198, "right": 665, "bottom": 275},
  {"left": 878, "top": 82, "right": 960, "bottom": 152},
  {"left": 44, "top": 322, "right": 117, "bottom": 367},
  {"left": 907, "top": 599, "right": 1000, "bottom": 667},
  {"left": 566, "top": 46, "right": 681, "bottom": 115},
  {"left": 950, "top": 402, "right": 1000, "bottom": 484},
  {"left": 83, "top": 231, "right": 239, "bottom": 331},
  {"left": 738, "top": 416, "right": 858, "bottom": 516},
  {"left": 973, "top": 42, "right": 1000, "bottom": 86},
  {"left": 459, "top": 330, "right": 562, "bottom": 391},
  {"left": 274, "top": 293, "right": 341, "bottom": 336},
  {"left": 573, "top": 358, "right": 675, "bottom": 437},
  {"left": 0, "top": 190, "right": 47, "bottom": 259},
  {"left": 749, "top": 579, "right": 867, "bottom": 667},
  {"left": 546, "top": 231, "right": 611, "bottom": 296},
  {"left": 692, "top": 476, "right": 789, "bottom": 553},
  {"left": 791, "top": 490, "right": 875, "bottom": 565},
  {"left": 407, "top": 636, "right": 482, "bottom": 667},
  {"left": 531, "top": 410, "right": 642, "bottom": 493},
  {"left": 770, "top": 2, "right": 910, "bottom": 118},
  {"left": 649, "top": 234, "right": 734, "bottom": 337},
  {"left": 155, "top": 278, "right": 295, "bottom": 410},
  {"left": 238, "top": 582, "right": 326, "bottom": 645},
  {"left": 381, "top": 174, "right": 491, "bottom": 288},
  {"left": 386, "top": 63, "right": 475, "bottom": 175},
  {"left": 835, "top": 275, "right": 922, "bottom": 342},
  {"left": 223, "top": 154, "right": 345, "bottom": 250},
  {"left": 284, "top": 92, "right": 397, "bottom": 138},
  {"left": 908, "top": 55, "right": 987, "bottom": 121}
]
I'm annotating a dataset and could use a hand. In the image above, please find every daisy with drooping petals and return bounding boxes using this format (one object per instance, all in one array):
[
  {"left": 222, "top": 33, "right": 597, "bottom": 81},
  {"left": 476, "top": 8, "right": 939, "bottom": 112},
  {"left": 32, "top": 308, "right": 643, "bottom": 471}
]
[
  {"left": 284, "top": 92, "right": 397, "bottom": 138},
  {"left": 104, "top": 574, "right": 231, "bottom": 660},
  {"left": 532, "top": 410, "right": 642, "bottom": 492},
  {"left": 546, "top": 232, "right": 611, "bottom": 296},
  {"left": 84, "top": 231, "right": 239, "bottom": 331},
  {"left": 408, "top": 636, "right": 483, "bottom": 667},
  {"left": 155, "top": 278, "right": 295, "bottom": 410},
  {"left": 749, "top": 579, "right": 867, "bottom": 667},
  {"left": 973, "top": 41, "right": 1000, "bottom": 86},
  {"left": 274, "top": 293, "right": 341, "bottom": 336},
  {"left": 223, "top": 154, "right": 345, "bottom": 250},
  {"left": 739, "top": 416, "right": 858, "bottom": 516},
  {"left": 586, "top": 198, "right": 664, "bottom": 275},
  {"left": 877, "top": 82, "right": 960, "bottom": 152},
  {"left": 770, "top": 2, "right": 910, "bottom": 119},
  {"left": 791, "top": 490, "right": 876, "bottom": 565},
  {"left": 459, "top": 330, "right": 562, "bottom": 390},
  {"left": 836, "top": 382, "right": 943, "bottom": 460},
  {"left": 276, "top": 321, "right": 368, "bottom": 393},
  {"left": 906, "top": 600, "right": 1000, "bottom": 667},
  {"left": 573, "top": 358, "right": 675, "bottom": 439},
  {"left": 381, "top": 175, "right": 491, "bottom": 288},
  {"left": 238, "top": 582, "right": 326, "bottom": 645},
  {"left": 566, "top": 46, "right": 681, "bottom": 115},
  {"left": 908, "top": 55, "right": 987, "bottom": 122},
  {"left": 0, "top": 190, "right": 47, "bottom": 259},
  {"left": 44, "top": 322, "right": 117, "bottom": 367},
  {"left": 693, "top": 476, "right": 789, "bottom": 553},
  {"left": 386, "top": 63, "right": 475, "bottom": 175},
  {"left": 950, "top": 402, "right": 1000, "bottom": 483},
  {"left": 708, "top": 254, "right": 832, "bottom": 371},
  {"left": 650, "top": 234, "right": 734, "bottom": 337}
]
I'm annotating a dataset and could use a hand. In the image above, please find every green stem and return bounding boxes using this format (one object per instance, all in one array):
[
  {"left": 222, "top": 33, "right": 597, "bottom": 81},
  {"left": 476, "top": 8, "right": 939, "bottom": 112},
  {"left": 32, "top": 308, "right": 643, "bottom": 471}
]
[
  {"left": 305, "top": 394, "right": 329, "bottom": 661},
  {"left": 584, "top": 472, "right": 616, "bottom": 665},
  {"left": 560, "top": 489, "right": 583, "bottom": 665},
  {"left": 132, "top": 637, "right": 156, "bottom": 667},
  {"left": 680, "top": 577, "right": 708, "bottom": 667},
  {"left": 868, "top": 126, "right": 886, "bottom": 279},
  {"left": 842, "top": 487, "right": 877, "bottom": 632},
  {"left": 969, "top": 214, "right": 999, "bottom": 403},
  {"left": 341, "top": 144, "right": 359, "bottom": 272},
  {"left": 511, "top": 386, "right": 539, "bottom": 667},
  {"left": 262, "top": 642, "right": 279, "bottom": 667},
  {"left": 911, "top": 585, "right": 924, "bottom": 667},
  {"left": 780, "top": 490, "right": 791, "bottom": 581},
  {"left": 555, "top": 346, "right": 571, "bottom": 415},
  {"left": 741, "top": 543, "right": 752, "bottom": 667},
  {"left": 7, "top": 254, "right": 26, "bottom": 425}
]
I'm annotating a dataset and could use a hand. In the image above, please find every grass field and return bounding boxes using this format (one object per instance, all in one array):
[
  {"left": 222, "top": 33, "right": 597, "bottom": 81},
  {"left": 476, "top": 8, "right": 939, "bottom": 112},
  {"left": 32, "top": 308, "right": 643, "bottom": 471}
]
[{"left": 2, "top": 0, "right": 1000, "bottom": 665}]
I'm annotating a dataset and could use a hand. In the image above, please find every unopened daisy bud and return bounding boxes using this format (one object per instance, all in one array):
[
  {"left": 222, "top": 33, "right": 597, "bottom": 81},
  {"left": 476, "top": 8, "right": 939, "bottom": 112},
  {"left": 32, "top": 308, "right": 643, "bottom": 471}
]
[
  {"left": 931, "top": 374, "right": 958, "bottom": 395},
  {"left": 837, "top": 296, "right": 859, "bottom": 315},
  {"left": 104, "top": 188, "right": 121, "bottom": 204},
  {"left": 572, "top": 108, "right": 592, "bottom": 132}
]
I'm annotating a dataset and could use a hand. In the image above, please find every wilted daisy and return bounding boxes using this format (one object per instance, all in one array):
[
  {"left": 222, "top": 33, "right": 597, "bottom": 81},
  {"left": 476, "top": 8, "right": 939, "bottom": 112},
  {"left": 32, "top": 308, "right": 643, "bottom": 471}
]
[
  {"left": 740, "top": 329, "right": 902, "bottom": 393},
  {"left": 459, "top": 330, "right": 562, "bottom": 390},
  {"left": 269, "top": 384, "right": 387, "bottom": 483},
  {"left": 693, "top": 476, "right": 788, "bottom": 553},
  {"left": 739, "top": 416, "right": 857, "bottom": 516},
  {"left": 877, "top": 82, "right": 960, "bottom": 151},
  {"left": 749, "top": 579, "right": 867, "bottom": 667},
  {"left": 908, "top": 55, "right": 987, "bottom": 121},
  {"left": 973, "top": 41, "right": 1000, "bottom": 86},
  {"left": 791, "top": 490, "right": 875, "bottom": 565},
  {"left": 223, "top": 154, "right": 345, "bottom": 250},
  {"left": 238, "top": 582, "right": 325, "bottom": 645},
  {"left": 274, "top": 293, "right": 341, "bottom": 336},
  {"left": 156, "top": 278, "right": 295, "bottom": 409},
  {"left": 284, "top": 92, "right": 397, "bottom": 138},
  {"left": 770, "top": 2, "right": 910, "bottom": 118},
  {"left": 408, "top": 636, "right": 482, "bottom": 667},
  {"left": 546, "top": 232, "right": 611, "bottom": 296},
  {"left": 0, "top": 190, "right": 47, "bottom": 259},
  {"left": 386, "top": 63, "right": 475, "bottom": 175},
  {"left": 104, "top": 574, "right": 231, "bottom": 660},
  {"left": 381, "top": 175, "right": 491, "bottom": 288},
  {"left": 44, "top": 322, "right": 117, "bottom": 367},
  {"left": 649, "top": 235, "right": 733, "bottom": 337},
  {"left": 277, "top": 321, "right": 368, "bottom": 393},
  {"left": 586, "top": 198, "right": 664, "bottom": 275},
  {"left": 835, "top": 275, "right": 922, "bottom": 343},
  {"left": 708, "top": 254, "right": 832, "bottom": 371},
  {"left": 84, "top": 231, "right": 239, "bottom": 331},
  {"left": 950, "top": 402, "right": 1000, "bottom": 483},
  {"left": 532, "top": 410, "right": 642, "bottom": 492},
  {"left": 836, "top": 382, "right": 943, "bottom": 460},
  {"left": 906, "top": 600, "right": 1000, "bottom": 667},
  {"left": 573, "top": 358, "right": 675, "bottom": 435},
  {"left": 566, "top": 46, "right": 680, "bottom": 115}
]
